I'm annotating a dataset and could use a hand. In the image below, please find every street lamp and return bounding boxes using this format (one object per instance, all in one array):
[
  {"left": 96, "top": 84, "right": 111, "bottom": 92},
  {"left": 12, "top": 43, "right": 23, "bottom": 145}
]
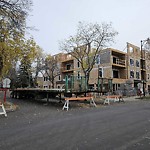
[{"left": 140, "top": 38, "right": 150, "bottom": 96}]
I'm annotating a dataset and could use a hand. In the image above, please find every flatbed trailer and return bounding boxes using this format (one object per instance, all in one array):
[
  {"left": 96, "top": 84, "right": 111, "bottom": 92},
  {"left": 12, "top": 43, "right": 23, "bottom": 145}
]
[{"left": 11, "top": 88, "right": 65, "bottom": 102}]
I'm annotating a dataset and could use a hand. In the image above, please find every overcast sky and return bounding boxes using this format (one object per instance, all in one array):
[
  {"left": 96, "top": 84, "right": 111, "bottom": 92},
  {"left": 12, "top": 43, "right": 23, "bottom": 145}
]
[{"left": 27, "top": 0, "right": 150, "bottom": 54}]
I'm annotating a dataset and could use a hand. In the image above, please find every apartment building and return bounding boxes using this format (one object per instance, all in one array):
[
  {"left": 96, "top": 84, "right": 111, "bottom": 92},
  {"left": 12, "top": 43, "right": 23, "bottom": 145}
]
[
  {"left": 88, "top": 48, "right": 127, "bottom": 91},
  {"left": 146, "top": 53, "right": 150, "bottom": 92},
  {"left": 55, "top": 53, "right": 74, "bottom": 89},
  {"left": 127, "top": 42, "right": 150, "bottom": 93},
  {"left": 103, "top": 48, "right": 126, "bottom": 91},
  {"left": 54, "top": 48, "right": 127, "bottom": 92},
  {"left": 38, "top": 42, "right": 150, "bottom": 94},
  {"left": 126, "top": 43, "right": 142, "bottom": 88}
]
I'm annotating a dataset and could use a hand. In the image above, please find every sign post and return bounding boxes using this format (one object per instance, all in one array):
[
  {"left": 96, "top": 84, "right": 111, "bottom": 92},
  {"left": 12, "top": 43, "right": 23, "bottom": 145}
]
[{"left": 1, "top": 78, "right": 11, "bottom": 102}]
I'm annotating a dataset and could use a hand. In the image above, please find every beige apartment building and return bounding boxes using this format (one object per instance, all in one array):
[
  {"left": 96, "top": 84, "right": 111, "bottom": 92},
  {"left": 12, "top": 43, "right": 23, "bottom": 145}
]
[
  {"left": 127, "top": 42, "right": 150, "bottom": 93},
  {"left": 38, "top": 42, "right": 150, "bottom": 95},
  {"left": 55, "top": 47, "right": 127, "bottom": 92}
]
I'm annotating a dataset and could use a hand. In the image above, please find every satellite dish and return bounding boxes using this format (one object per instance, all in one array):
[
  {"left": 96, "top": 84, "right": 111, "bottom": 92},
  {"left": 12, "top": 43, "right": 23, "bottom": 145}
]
[{"left": 3, "top": 78, "right": 11, "bottom": 88}]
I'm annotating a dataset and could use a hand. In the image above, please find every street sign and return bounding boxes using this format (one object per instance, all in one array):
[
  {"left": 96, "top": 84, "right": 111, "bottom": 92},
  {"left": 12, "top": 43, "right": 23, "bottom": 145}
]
[{"left": 3, "top": 78, "right": 11, "bottom": 88}]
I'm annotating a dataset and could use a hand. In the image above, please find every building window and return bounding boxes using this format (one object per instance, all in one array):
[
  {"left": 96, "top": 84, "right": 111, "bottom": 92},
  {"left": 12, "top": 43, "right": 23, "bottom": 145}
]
[
  {"left": 98, "top": 68, "right": 103, "bottom": 78},
  {"left": 57, "top": 63, "right": 60, "bottom": 69},
  {"left": 136, "top": 72, "right": 140, "bottom": 79},
  {"left": 130, "top": 70, "right": 134, "bottom": 78},
  {"left": 77, "top": 71, "right": 81, "bottom": 79},
  {"left": 148, "top": 74, "right": 150, "bottom": 80},
  {"left": 44, "top": 76, "right": 48, "bottom": 81},
  {"left": 129, "top": 47, "right": 133, "bottom": 53},
  {"left": 136, "top": 60, "right": 140, "bottom": 67},
  {"left": 130, "top": 59, "right": 134, "bottom": 66},
  {"left": 129, "top": 46, "right": 133, "bottom": 53},
  {"left": 113, "top": 70, "right": 119, "bottom": 78},
  {"left": 44, "top": 85, "right": 48, "bottom": 88},
  {"left": 77, "top": 61, "right": 80, "bottom": 68},
  {"left": 66, "top": 64, "right": 71, "bottom": 70},
  {"left": 58, "top": 75, "right": 61, "bottom": 81},
  {"left": 44, "top": 77, "right": 46, "bottom": 81},
  {"left": 95, "top": 55, "right": 100, "bottom": 65},
  {"left": 113, "top": 57, "right": 117, "bottom": 64}
]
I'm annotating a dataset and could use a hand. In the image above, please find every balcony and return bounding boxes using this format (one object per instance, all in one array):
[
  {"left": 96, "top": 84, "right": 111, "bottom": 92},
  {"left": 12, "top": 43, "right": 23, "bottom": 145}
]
[
  {"left": 61, "top": 65, "right": 74, "bottom": 73},
  {"left": 112, "top": 57, "right": 126, "bottom": 67}
]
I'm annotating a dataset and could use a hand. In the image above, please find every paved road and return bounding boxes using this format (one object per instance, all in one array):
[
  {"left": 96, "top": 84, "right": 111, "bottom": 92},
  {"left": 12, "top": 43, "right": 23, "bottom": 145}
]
[{"left": 1, "top": 98, "right": 150, "bottom": 150}]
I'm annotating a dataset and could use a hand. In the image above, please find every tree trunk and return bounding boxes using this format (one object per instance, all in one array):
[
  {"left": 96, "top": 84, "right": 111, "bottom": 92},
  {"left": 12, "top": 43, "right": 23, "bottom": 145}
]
[
  {"left": 0, "top": 56, "right": 3, "bottom": 76},
  {"left": 51, "top": 77, "right": 55, "bottom": 88},
  {"left": 84, "top": 71, "right": 90, "bottom": 91}
]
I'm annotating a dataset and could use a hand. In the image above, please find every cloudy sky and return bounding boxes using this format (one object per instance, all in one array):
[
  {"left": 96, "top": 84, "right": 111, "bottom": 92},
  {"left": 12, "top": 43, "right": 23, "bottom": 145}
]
[{"left": 27, "top": 0, "right": 150, "bottom": 54}]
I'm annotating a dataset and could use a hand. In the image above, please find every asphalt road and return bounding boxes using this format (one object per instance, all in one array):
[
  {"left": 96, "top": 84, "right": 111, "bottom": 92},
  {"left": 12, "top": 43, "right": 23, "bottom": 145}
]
[{"left": 1, "top": 98, "right": 150, "bottom": 150}]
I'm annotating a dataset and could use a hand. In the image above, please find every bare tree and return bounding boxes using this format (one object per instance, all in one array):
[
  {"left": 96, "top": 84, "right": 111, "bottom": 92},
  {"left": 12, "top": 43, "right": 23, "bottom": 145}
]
[
  {"left": 36, "top": 54, "right": 60, "bottom": 88},
  {"left": 44, "top": 55, "right": 60, "bottom": 88},
  {"left": 30, "top": 45, "right": 45, "bottom": 87},
  {"left": 60, "top": 21, "right": 118, "bottom": 85}
]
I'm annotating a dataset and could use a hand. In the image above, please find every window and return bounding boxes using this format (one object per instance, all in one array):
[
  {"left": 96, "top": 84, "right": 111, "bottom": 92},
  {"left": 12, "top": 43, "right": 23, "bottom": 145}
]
[
  {"left": 95, "top": 55, "right": 100, "bottom": 65},
  {"left": 136, "top": 72, "right": 140, "bottom": 79},
  {"left": 44, "top": 76, "right": 48, "bottom": 81},
  {"left": 130, "top": 59, "right": 134, "bottom": 66},
  {"left": 130, "top": 70, "right": 134, "bottom": 78},
  {"left": 136, "top": 60, "right": 140, "bottom": 67},
  {"left": 44, "top": 77, "right": 46, "bottom": 81},
  {"left": 98, "top": 68, "right": 103, "bottom": 78},
  {"left": 58, "top": 75, "right": 61, "bottom": 81},
  {"left": 129, "top": 47, "right": 133, "bottom": 53},
  {"left": 113, "top": 57, "right": 117, "bottom": 64},
  {"left": 77, "top": 61, "right": 80, "bottom": 68},
  {"left": 57, "top": 63, "right": 60, "bottom": 69},
  {"left": 77, "top": 71, "right": 81, "bottom": 79},
  {"left": 113, "top": 70, "right": 119, "bottom": 78},
  {"left": 44, "top": 85, "right": 48, "bottom": 88},
  {"left": 66, "top": 64, "right": 71, "bottom": 70},
  {"left": 148, "top": 74, "right": 150, "bottom": 80}
]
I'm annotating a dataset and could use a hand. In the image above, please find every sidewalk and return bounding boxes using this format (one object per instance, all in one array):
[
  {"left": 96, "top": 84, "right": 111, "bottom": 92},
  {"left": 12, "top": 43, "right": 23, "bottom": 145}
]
[{"left": 123, "top": 96, "right": 142, "bottom": 102}]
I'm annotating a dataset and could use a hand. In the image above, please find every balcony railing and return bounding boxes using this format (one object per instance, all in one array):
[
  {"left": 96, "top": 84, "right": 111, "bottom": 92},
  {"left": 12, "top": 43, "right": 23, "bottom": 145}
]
[
  {"left": 61, "top": 66, "right": 74, "bottom": 72},
  {"left": 112, "top": 57, "right": 126, "bottom": 66}
]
